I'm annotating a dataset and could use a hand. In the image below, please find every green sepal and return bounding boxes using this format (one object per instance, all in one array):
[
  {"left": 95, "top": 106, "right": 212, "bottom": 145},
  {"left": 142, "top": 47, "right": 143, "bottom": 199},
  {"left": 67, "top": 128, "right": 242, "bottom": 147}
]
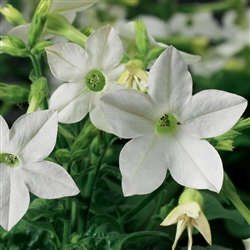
[
  {"left": 7, "top": 35, "right": 27, "bottom": 49},
  {"left": 0, "top": 37, "right": 29, "bottom": 57},
  {"left": 147, "top": 46, "right": 165, "bottom": 62},
  {"left": 30, "top": 40, "right": 53, "bottom": 55},
  {"left": 134, "top": 19, "right": 150, "bottom": 57},
  {"left": 0, "top": 83, "right": 29, "bottom": 103}
]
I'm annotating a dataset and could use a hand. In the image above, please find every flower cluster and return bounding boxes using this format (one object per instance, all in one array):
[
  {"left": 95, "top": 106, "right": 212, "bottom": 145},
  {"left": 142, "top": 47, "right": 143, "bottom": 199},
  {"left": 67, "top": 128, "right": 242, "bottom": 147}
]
[{"left": 0, "top": 1, "right": 249, "bottom": 249}]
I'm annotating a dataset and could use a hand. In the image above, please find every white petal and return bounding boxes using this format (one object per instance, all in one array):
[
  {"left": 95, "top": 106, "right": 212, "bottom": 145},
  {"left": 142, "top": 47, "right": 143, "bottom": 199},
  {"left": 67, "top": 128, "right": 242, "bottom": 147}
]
[
  {"left": 46, "top": 43, "right": 91, "bottom": 82},
  {"left": 8, "top": 24, "right": 30, "bottom": 44},
  {"left": 100, "top": 89, "right": 157, "bottom": 138},
  {"left": 173, "top": 220, "right": 189, "bottom": 250},
  {"left": 10, "top": 110, "right": 57, "bottom": 162},
  {"left": 49, "top": 82, "right": 93, "bottom": 123},
  {"left": 193, "top": 210, "right": 212, "bottom": 245},
  {"left": 160, "top": 202, "right": 200, "bottom": 226},
  {"left": 89, "top": 99, "right": 115, "bottom": 134},
  {"left": 178, "top": 50, "right": 201, "bottom": 65},
  {"left": 49, "top": 0, "right": 97, "bottom": 14},
  {"left": 0, "top": 116, "right": 10, "bottom": 153},
  {"left": 148, "top": 46, "right": 193, "bottom": 117},
  {"left": 181, "top": 90, "right": 248, "bottom": 138},
  {"left": 21, "top": 161, "right": 80, "bottom": 198},
  {"left": 86, "top": 26, "right": 123, "bottom": 71},
  {"left": 120, "top": 133, "right": 167, "bottom": 196},
  {"left": 0, "top": 165, "right": 29, "bottom": 231},
  {"left": 167, "top": 129, "right": 223, "bottom": 192}
]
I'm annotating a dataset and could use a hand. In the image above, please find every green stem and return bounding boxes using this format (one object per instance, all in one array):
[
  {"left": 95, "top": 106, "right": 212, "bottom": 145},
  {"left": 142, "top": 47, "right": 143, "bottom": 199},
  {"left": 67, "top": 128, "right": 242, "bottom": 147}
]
[
  {"left": 228, "top": 193, "right": 250, "bottom": 225},
  {"left": 81, "top": 149, "right": 106, "bottom": 231},
  {"left": 62, "top": 197, "right": 71, "bottom": 248},
  {"left": 118, "top": 182, "right": 167, "bottom": 226},
  {"left": 29, "top": 53, "right": 42, "bottom": 79},
  {"left": 62, "top": 163, "right": 72, "bottom": 248}
]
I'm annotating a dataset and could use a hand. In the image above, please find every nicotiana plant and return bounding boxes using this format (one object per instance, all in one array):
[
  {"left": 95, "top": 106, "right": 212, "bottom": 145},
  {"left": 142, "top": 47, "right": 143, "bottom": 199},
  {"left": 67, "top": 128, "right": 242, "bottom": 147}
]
[{"left": 0, "top": 0, "right": 249, "bottom": 250}]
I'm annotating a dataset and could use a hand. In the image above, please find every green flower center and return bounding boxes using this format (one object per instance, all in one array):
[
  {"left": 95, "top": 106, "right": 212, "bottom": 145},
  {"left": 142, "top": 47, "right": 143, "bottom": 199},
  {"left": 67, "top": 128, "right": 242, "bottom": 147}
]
[
  {"left": 156, "top": 113, "right": 179, "bottom": 135},
  {"left": 86, "top": 70, "right": 106, "bottom": 92},
  {"left": 0, "top": 153, "right": 20, "bottom": 167}
]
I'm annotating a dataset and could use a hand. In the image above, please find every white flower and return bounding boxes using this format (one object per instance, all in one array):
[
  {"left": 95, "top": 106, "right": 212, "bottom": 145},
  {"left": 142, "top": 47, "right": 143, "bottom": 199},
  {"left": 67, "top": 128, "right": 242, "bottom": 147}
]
[
  {"left": 167, "top": 12, "right": 222, "bottom": 40},
  {"left": 46, "top": 25, "right": 124, "bottom": 133},
  {"left": 160, "top": 202, "right": 211, "bottom": 250},
  {"left": 118, "top": 21, "right": 201, "bottom": 65},
  {"left": 100, "top": 46, "right": 247, "bottom": 196},
  {"left": 0, "top": 110, "right": 80, "bottom": 231},
  {"left": 243, "top": 238, "right": 250, "bottom": 250}
]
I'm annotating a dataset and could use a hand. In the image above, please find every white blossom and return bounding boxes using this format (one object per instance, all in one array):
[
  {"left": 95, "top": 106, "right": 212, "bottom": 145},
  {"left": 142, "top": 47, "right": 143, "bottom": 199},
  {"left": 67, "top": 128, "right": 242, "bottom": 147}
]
[
  {"left": 0, "top": 110, "right": 79, "bottom": 231},
  {"left": 100, "top": 46, "right": 247, "bottom": 196}
]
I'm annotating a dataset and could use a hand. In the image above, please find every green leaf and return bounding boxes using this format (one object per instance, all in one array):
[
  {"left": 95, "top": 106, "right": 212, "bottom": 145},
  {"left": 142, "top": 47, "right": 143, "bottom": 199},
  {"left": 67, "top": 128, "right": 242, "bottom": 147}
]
[
  {"left": 26, "top": 198, "right": 55, "bottom": 221},
  {"left": 201, "top": 192, "right": 244, "bottom": 224},
  {"left": 134, "top": 19, "right": 150, "bottom": 58},
  {"left": 147, "top": 47, "right": 165, "bottom": 62}
]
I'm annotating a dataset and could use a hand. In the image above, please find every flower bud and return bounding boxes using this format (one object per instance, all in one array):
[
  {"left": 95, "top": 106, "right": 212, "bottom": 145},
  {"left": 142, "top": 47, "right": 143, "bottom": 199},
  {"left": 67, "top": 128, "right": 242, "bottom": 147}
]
[
  {"left": 46, "top": 13, "right": 87, "bottom": 47},
  {"left": 0, "top": 4, "right": 27, "bottom": 26},
  {"left": 28, "top": 0, "right": 52, "bottom": 48},
  {"left": 7, "top": 35, "right": 27, "bottom": 49},
  {"left": 27, "top": 77, "right": 48, "bottom": 113},
  {"left": 55, "top": 149, "right": 71, "bottom": 163},
  {"left": 178, "top": 188, "right": 204, "bottom": 208},
  {"left": 0, "top": 83, "right": 29, "bottom": 103}
]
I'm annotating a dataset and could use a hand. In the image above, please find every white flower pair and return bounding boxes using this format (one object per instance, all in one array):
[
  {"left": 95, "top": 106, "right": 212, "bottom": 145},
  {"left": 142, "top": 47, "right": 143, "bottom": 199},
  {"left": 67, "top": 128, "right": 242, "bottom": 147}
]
[{"left": 46, "top": 25, "right": 247, "bottom": 197}]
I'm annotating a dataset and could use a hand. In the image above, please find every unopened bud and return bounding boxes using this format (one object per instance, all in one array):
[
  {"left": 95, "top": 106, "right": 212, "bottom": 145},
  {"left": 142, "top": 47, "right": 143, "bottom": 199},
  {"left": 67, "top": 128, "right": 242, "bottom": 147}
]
[
  {"left": 28, "top": 0, "right": 52, "bottom": 48},
  {"left": 0, "top": 83, "right": 29, "bottom": 103},
  {"left": 179, "top": 188, "right": 204, "bottom": 207},
  {"left": 55, "top": 149, "right": 71, "bottom": 163},
  {"left": 0, "top": 4, "right": 27, "bottom": 26}
]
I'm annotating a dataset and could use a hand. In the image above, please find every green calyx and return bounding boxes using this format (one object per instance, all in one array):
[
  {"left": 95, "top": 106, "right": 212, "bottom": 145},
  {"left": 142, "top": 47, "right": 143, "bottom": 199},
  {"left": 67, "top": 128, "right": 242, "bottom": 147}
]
[
  {"left": 156, "top": 113, "right": 178, "bottom": 135},
  {"left": 86, "top": 70, "right": 106, "bottom": 92},
  {"left": 0, "top": 153, "right": 20, "bottom": 167}
]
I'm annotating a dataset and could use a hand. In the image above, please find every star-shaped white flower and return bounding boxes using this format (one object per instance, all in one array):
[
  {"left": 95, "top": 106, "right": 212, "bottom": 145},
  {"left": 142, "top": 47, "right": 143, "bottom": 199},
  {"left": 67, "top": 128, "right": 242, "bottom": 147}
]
[
  {"left": 46, "top": 25, "right": 124, "bottom": 133},
  {"left": 0, "top": 110, "right": 79, "bottom": 231},
  {"left": 160, "top": 202, "right": 211, "bottom": 250},
  {"left": 100, "top": 46, "right": 247, "bottom": 196}
]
